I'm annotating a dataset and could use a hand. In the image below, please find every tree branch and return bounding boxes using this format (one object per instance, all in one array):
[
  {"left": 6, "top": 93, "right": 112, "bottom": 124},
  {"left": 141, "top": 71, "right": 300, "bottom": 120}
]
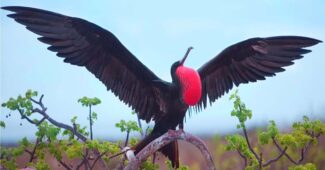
[
  {"left": 242, "top": 126, "right": 260, "bottom": 163},
  {"left": 76, "top": 149, "right": 90, "bottom": 170},
  {"left": 91, "top": 151, "right": 108, "bottom": 169},
  {"left": 28, "top": 95, "right": 108, "bottom": 169},
  {"left": 272, "top": 137, "right": 298, "bottom": 165},
  {"left": 136, "top": 114, "right": 144, "bottom": 138},
  {"left": 263, "top": 146, "right": 287, "bottom": 167},
  {"left": 32, "top": 107, "right": 88, "bottom": 142},
  {"left": 17, "top": 108, "right": 35, "bottom": 125},
  {"left": 124, "top": 130, "right": 216, "bottom": 170},
  {"left": 237, "top": 149, "right": 247, "bottom": 169},
  {"left": 57, "top": 159, "right": 72, "bottom": 170},
  {"left": 124, "top": 130, "right": 130, "bottom": 147},
  {"left": 238, "top": 104, "right": 260, "bottom": 163},
  {"left": 28, "top": 138, "right": 40, "bottom": 162},
  {"left": 89, "top": 105, "right": 93, "bottom": 140}
]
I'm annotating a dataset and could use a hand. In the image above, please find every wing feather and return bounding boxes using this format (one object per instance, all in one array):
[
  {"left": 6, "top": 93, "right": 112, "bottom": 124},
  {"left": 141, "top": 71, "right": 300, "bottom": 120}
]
[
  {"left": 3, "top": 6, "right": 164, "bottom": 122},
  {"left": 196, "top": 36, "right": 321, "bottom": 111}
]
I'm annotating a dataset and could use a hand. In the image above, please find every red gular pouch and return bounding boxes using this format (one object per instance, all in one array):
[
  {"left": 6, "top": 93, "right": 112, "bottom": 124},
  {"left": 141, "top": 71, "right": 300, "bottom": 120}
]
[{"left": 176, "top": 66, "right": 202, "bottom": 106}]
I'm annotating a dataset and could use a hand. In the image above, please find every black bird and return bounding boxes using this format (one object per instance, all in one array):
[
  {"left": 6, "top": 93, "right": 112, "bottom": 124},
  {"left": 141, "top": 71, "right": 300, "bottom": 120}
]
[{"left": 2, "top": 6, "right": 321, "bottom": 168}]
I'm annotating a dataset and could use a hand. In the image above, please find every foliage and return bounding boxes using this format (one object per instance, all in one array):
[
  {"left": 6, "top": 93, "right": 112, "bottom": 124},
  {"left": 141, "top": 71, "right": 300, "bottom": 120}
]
[
  {"left": 165, "top": 160, "right": 190, "bottom": 170},
  {"left": 78, "top": 96, "right": 101, "bottom": 140},
  {"left": 0, "top": 89, "right": 188, "bottom": 169},
  {"left": 78, "top": 96, "right": 101, "bottom": 107},
  {"left": 1, "top": 89, "right": 37, "bottom": 116},
  {"left": 1, "top": 89, "right": 324, "bottom": 169},
  {"left": 115, "top": 120, "right": 142, "bottom": 133},
  {"left": 225, "top": 90, "right": 325, "bottom": 170},
  {"left": 288, "top": 163, "right": 316, "bottom": 170},
  {"left": 0, "top": 90, "right": 122, "bottom": 169},
  {"left": 0, "top": 121, "right": 5, "bottom": 128}
]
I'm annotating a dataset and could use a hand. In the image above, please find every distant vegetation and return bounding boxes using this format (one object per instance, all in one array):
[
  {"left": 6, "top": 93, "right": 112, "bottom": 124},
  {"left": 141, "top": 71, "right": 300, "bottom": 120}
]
[{"left": 1, "top": 90, "right": 324, "bottom": 170}]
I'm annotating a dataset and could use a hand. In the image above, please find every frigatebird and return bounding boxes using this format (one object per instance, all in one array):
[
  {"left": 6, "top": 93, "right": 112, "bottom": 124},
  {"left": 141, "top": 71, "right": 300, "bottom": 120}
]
[{"left": 2, "top": 6, "right": 321, "bottom": 168}]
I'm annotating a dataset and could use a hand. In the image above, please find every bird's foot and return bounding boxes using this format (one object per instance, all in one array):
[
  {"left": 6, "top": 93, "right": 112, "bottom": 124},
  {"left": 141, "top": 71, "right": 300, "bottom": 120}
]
[{"left": 122, "top": 147, "right": 136, "bottom": 161}]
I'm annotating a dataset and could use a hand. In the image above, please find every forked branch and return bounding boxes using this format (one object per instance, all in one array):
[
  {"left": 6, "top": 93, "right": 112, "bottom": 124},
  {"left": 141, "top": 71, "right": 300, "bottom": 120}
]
[{"left": 123, "top": 130, "right": 216, "bottom": 170}]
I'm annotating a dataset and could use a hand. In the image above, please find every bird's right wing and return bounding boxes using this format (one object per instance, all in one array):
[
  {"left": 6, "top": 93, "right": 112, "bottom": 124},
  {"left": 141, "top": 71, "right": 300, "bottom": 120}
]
[
  {"left": 195, "top": 36, "right": 321, "bottom": 111},
  {"left": 3, "top": 6, "right": 165, "bottom": 122}
]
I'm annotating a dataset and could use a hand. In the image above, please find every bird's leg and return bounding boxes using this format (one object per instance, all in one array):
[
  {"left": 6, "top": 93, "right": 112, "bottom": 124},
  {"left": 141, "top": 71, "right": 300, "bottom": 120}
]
[{"left": 179, "top": 121, "right": 184, "bottom": 131}]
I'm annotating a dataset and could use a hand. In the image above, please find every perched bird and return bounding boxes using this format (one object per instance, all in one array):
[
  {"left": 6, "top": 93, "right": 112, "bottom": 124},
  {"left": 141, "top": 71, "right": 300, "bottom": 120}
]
[{"left": 2, "top": 6, "right": 321, "bottom": 168}]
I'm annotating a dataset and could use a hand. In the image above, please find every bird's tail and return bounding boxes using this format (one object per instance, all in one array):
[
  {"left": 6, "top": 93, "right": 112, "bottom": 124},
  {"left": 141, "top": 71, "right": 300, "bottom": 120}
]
[
  {"left": 160, "top": 140, "right": 179, "bottom": 168},
  {"left": 133, "top": 132, "right": 179, "bottom": 168}
]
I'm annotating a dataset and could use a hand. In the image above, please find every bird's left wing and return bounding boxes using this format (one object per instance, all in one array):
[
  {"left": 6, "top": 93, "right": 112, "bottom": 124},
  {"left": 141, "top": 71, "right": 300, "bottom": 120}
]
[
  {"left": 2, "top": 6, "right": 164, "bottom": 122},
  {"left": 196, "top": 36, "right": 321, "bottom": 111}
]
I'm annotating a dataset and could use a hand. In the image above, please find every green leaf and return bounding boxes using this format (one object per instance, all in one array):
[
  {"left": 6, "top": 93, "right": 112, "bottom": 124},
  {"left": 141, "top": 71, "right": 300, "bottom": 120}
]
[
  {"left": 0, "top": 121, "right": 6, "bottom": 128},
  {"left": 78, "top": 96, "right": 101, "bottom": 107},
  {"left": 278, "top": 134, "right": 297, "bottom": 148},
  {"left": 258, "top": 132, "right": 270, "bottom": 145},
  {"left": 141, "top": 160, "right": 160, "bottom": 170},
  {"left": 71, "top": 116, "right": 78, "bottom": 124},
  {"left": 19, "top": 137, "right": 30, "bottom": 147},
  {"left": 129, "top": 138, "right": 139, "bottom": 147},
  {"left": 229, "top": 90, "right": 253, "bottom": 126},
  {"left": 91, "top": 97, "right": 101, "bottom": 105},
  {"left": 288, "top": 163, "right": 316, "bottom": 170},
  {"left": 66, "top": 140, "right": 84, "bottom": 159},
  {"left": 267, "top": 120, "right": 279, "bottom": 137},
  {"left": 92, "top": 112, "right": 98, "bottom": 120},
  {"left": 1, "top": 102, "right": 7, "bottom": 107}
]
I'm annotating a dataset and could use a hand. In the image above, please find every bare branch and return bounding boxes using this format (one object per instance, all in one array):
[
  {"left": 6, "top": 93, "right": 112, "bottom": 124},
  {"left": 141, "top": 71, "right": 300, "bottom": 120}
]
[
  {"left": 91, "top": 151, "right": 108, "bottom": 170},
  {"left": 35, "top": 117, "right": 46, "bottom": 126},
  {"left": 124, "top": 130, "right": 130, "bottom": 147},
  {"left": 28, "top": 138, "right": 40, "bottom": 162},
  {"left": 259, "top": 153, "right": 263, "bottom": 169},
  {"left": 89, "top": 105, "right": 93, "bottom": 140},
  {"left": 57, "top": 159, "right": 72, "bottom": 170},
  {"left": 28, "top": 95, "right": 108, "bottom": 169},
  {"left": 242, "top": 126, "right": 260, "bottom": 163},
  {"left": 136, "top": 114, "right": 144, "bottom": 138},
  {"left": 272, "top": 137, "right": 298, "bottom": 165},
  {"left": 263, "top": 146, "right": 287, "bottom": 167},
  {"left": 33, "top": 107, "right": 88, "bottom": 142},
  {"left": 76, "top": 150, "right": 90, "bottom": 170},
  {"left": 297, "top": 139, "right": 313, "bottom": 164},
  {"left": 24, "top": 149, "right": 32, "bottom": 155},
  {"left": 237, "top": 149, "right": 247, "bottom": 168},
  {"left": 124, "top": 130, "right": 216, "bottom": 170},
  {"left": 238, "top": 105, "right": 260, "bottom": 163},
  {"left": 17, "top": 108, "right": 35, "bottom": 125},
  {"left": 30, "top": 94, "right": 44, "bottom": 106},
  {"left": 109, "top": 150, "right": 128, "bottom": 159},
  {"left": 30, "top": 97, "right": 88, "bottom": 142}
]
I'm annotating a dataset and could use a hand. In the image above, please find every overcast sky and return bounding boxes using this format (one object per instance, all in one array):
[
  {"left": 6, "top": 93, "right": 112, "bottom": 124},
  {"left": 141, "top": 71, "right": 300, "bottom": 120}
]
[{"left": 1, "top": 1, "right": 325, "bottom": 142}]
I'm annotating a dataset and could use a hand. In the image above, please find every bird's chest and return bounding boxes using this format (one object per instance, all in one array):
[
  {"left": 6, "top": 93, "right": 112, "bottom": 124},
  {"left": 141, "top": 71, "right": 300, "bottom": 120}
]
[
  {"left": 176, "top": 66, "right": 202, "bottom": 106},
  {"left": 154, "top": 100, "right": 187, "bottom": 131},
  {"left": 154, "top": 86, "right": 187, "bottom": 115}
]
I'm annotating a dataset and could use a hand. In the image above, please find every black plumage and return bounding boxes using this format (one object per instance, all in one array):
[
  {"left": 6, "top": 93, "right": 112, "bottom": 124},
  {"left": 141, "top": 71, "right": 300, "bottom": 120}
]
[{"left": 197, "top": 36, "right": 321, "bottom": 110}]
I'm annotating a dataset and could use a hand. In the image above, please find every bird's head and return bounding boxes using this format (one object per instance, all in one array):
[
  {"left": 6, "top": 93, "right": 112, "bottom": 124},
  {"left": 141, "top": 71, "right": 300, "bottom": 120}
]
[
  {"left": 170, "top": 47, "right": 193, "bottom": 80},
  {"left": 171, "top": 47, "right": 202, "bottom": 106}
]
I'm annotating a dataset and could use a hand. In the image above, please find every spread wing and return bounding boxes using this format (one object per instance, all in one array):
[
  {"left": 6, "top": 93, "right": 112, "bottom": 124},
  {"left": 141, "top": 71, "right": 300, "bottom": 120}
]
[
  {"left": 196, "top": 36, "right": 321, "bottom": 111},
  {"left": 2, "top": 6, "right": 163, "bottom": 122}
]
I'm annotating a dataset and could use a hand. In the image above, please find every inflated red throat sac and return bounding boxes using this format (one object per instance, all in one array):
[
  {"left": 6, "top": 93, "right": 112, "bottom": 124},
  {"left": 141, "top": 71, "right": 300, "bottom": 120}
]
[{"left": 176, "top": 66, "right": 202, "bottom": 106}]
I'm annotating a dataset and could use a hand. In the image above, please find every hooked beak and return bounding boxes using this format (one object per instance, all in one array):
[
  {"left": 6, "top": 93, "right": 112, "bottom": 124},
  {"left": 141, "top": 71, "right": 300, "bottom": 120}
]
[{"left": 180, "top": 46, "right": 193, "bottom": 65}]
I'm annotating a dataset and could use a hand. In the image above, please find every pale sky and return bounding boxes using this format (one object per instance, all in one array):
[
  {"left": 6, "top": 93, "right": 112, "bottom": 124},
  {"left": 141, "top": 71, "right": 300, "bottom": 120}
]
[{"left": 1, "top": 1, "right": 325, "bottom": 142}]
